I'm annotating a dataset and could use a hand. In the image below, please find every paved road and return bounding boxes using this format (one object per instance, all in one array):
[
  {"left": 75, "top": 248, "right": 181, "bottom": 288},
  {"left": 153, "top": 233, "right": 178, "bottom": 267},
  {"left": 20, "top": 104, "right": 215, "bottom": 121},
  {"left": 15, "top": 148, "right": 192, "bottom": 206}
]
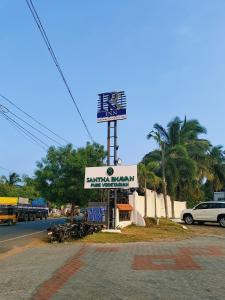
[
  {"left": 1, "top": 236, "right": 225, "bottom": 300},
  {"left": 0, "top": 218, "right": 66, "bottom": 253}
]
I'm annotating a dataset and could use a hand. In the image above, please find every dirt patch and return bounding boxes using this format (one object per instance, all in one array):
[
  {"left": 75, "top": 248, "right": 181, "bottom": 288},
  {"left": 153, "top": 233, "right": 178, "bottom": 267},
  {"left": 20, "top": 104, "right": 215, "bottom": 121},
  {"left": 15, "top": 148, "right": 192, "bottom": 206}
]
[
  {"left": 78, "top": 219, "right": 193, "bottom": 243},
  {"left": 0, "top": 238, "right": 45, "bottom": 261},
  {"left": 186, "top": 223, "right": 225, "bottom": 237}
]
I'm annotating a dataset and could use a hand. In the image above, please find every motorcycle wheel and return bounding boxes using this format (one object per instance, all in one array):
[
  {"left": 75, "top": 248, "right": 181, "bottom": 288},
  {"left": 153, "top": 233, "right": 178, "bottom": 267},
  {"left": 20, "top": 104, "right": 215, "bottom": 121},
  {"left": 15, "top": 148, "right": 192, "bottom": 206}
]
[{"left": 59, "top": 232, "right": 65, "bottom": 243}]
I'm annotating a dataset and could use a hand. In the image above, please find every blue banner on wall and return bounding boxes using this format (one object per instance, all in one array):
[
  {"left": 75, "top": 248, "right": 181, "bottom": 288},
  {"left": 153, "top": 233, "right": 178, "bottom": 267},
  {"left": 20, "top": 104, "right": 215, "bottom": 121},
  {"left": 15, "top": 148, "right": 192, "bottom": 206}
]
[{"left": 87, "top": 207, "right": 106, "bottom": 222}]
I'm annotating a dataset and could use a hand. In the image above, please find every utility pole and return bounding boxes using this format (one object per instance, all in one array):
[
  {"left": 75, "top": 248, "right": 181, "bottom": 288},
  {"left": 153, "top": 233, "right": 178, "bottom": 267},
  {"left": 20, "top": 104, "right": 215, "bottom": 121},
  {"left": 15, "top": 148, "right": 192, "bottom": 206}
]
[
  {"left": 106, "top": 120, "right": 118, "bottom": 228},
  {"left": 97, "top": 91, "right": 127, "bottom": 229}
]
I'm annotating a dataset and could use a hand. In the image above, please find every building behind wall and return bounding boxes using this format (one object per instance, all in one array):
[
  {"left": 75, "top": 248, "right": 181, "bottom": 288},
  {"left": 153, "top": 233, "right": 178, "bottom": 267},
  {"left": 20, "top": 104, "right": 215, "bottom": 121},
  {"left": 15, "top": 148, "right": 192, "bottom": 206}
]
[
  {"left": 115, "top": 189, "right": 187, "bottom": 228},
  {"left": 214, "top": 192, "right": 225, "bottom": 201},
  {"left": 88, "top": 189, "right": 187, "bottom": 228}
]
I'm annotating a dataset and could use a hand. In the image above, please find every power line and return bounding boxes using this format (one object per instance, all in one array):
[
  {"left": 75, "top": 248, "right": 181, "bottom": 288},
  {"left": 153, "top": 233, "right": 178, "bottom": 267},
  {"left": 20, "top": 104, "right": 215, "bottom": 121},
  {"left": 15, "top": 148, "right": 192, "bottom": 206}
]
[
  {"left": 0, "top": 103, "right": 63, "bottom": 146},
  {"left": 0, "top": 112, "right": 49, "bottom": 150},
  {"left": 0, "top": 93, "right": 70, "bottom": 144},
  {"left": 1, "top": 112, "right": 48, "bottom": 150},
  {"left": 0, "top": 165, "right": 11, "bottom": 173},
  {"left": 0, "top": 112, "right": 48, "bottom": 150},
  {"left": 25, "top": 0, "right": 94, "bottom": 143}
]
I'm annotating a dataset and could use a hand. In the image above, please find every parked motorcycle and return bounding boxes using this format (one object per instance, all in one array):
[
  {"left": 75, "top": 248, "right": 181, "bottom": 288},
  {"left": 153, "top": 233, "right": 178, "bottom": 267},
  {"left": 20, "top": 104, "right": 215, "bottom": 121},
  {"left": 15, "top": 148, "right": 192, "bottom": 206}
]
[
  {"left": 47, "top": 224, "right": 70, "bottom": 243},
  {"left": 47, "top": 221, "right": 102, "bottom": 243}
]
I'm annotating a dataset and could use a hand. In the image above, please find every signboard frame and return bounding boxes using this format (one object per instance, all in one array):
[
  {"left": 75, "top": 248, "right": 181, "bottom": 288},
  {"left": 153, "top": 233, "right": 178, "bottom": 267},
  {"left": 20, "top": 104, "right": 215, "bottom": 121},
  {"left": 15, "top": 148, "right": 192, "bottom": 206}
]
[
  {"left": 84, "top": 165, "right": 138, "bottom": 189},
  {"left": 97, "top": 91, "right": 127, "bottom": 123}
]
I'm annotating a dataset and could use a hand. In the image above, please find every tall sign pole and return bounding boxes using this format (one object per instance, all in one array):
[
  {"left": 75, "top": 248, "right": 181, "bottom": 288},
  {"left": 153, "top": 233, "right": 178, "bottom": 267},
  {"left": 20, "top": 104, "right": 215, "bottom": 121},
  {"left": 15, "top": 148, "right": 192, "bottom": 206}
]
[
  {"left": 97, "top": 91, "right": 127, "bottom": 229},
  {"left": 107, "top": 121, "right": 110, "bottom": 229},
  {"left": 114, "top": 120, "right": 118, "bottom": 229}
]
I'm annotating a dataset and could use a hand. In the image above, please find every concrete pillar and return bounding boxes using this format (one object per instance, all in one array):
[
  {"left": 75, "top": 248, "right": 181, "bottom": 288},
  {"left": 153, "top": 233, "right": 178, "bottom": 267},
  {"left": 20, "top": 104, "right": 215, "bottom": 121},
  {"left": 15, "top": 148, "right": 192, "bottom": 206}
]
[{"left": 115, "top": 208, "right": 119, "bottom": 228}]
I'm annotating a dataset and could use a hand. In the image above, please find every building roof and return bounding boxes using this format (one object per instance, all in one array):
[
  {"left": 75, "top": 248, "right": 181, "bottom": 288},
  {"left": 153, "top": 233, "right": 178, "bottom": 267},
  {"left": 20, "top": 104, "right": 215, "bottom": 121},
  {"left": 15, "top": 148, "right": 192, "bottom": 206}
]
[{"left": 117, "top": 204, "right": 133, "bottom": 211}]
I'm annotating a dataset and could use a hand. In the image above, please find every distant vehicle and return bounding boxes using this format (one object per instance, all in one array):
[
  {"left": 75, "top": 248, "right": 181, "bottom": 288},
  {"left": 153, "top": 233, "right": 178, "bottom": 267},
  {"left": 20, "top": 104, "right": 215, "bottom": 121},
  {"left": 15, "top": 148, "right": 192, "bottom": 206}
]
[
  {"left": 0, "top": 197, "right": 49, "bottom": 225},
  {"left": 181, "top": 201, "right": 225, "bottom": 227},
  {"left": 0, "top": 204, "right": 49, "bottom": 225},
  {"left": 0, "top": 205, "right": 17, "bottom": 225}
]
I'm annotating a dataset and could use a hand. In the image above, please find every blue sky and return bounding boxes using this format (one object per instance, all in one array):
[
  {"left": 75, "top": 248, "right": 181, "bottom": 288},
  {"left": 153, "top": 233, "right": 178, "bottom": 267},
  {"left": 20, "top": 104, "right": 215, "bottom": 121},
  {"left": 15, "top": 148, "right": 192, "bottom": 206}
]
[{"left": 0, "top": 0, "right": 225, "bottom": 176}]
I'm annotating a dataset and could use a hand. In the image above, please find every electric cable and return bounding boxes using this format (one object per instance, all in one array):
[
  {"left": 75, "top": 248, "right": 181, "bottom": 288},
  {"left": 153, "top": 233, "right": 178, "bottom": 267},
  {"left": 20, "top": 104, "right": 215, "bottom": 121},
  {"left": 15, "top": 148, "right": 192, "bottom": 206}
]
[
  {"left": 0, "top": 112, "right": 48, "bottom": 150},
  {"left": 3, "top": 116, "right": 47, "bottom": 150},
  {"left": 0, "top": 103, "right": 62, "bottom": 146},
  {"left": 0, "top": 165, "right": 11, "bottom": 173},
  {"left": 0, "top": 93, "right": 69, "bottom": 144},
  {"left": 25, "top": 0, "right": 94, "bottom": 143},
  {"left": 0, "top": 112, "right": 49, "bottom": 150}
]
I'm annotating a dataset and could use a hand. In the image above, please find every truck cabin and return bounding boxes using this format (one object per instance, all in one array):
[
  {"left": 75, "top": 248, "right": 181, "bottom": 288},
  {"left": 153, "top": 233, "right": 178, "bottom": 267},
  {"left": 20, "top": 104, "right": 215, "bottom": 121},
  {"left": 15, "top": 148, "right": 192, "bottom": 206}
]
[{"left": 0, "top": 205, "right": 17, "bottom": 225}]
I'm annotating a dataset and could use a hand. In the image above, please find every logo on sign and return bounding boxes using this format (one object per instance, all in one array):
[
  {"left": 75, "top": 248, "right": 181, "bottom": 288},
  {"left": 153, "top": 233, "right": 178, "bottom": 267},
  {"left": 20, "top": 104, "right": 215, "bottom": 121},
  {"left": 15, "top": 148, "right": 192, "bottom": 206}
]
[
  {"left": 107, "top": 167, "right": 114, "bottom": 176},
  {"left": 97, "top": 91, "right": 127, "bottom": 122}
]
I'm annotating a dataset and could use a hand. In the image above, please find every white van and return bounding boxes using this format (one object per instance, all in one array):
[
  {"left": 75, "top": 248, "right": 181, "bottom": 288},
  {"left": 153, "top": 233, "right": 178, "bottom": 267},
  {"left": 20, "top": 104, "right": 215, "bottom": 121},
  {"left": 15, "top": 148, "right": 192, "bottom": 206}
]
[{"left": 181, "top": 201, "right": 225, "bottom": 227}]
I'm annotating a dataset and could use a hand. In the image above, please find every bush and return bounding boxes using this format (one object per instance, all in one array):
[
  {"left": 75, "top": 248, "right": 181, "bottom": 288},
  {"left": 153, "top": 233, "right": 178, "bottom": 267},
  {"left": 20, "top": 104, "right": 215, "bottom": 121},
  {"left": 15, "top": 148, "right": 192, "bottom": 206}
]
[{"left": 144, "top": 217, "right": 158, "bottom": 227}]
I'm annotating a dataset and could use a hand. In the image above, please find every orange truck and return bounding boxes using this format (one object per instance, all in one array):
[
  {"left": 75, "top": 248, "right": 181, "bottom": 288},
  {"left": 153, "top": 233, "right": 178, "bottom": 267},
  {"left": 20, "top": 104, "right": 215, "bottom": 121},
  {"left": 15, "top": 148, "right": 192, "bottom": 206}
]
[
  {"left": 0, "top": 197, "right": 48, "bottom": 225},
  {"left": 0, "top": 197, "right": 18, "bottom": 225}
]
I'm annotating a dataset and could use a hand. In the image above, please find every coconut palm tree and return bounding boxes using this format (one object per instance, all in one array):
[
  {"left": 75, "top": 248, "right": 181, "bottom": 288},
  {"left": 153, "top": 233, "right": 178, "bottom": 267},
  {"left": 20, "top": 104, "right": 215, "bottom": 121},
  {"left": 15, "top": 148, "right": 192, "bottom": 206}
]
[
  {"left": 146, "top": 117, "right": 210, "bottom": 214},
  {"left": 1, "top": 172, "right": 21, "bottom": 185},
  {"left": 138, "top": 162, "right": 161, "bottom": 217},
  {"left": 147, "top": 124, "right": 169, "bottom": 218},
  {"left": 165, "top": 144, "right": 196, "bottom": 216},
  {"left": 207, "top": 146, "right": 225, "bottom": 192}
]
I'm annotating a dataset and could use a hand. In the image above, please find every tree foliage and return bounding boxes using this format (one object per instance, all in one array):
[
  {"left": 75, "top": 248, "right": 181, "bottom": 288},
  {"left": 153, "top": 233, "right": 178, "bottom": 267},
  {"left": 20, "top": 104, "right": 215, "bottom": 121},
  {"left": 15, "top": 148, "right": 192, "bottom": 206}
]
[
  {"left": 34, "top": 143, "right": 106, "bottom": 207},
  {"left": 143, "top": 117, "right": 225, "bottom": 208},
  {"left": 0, "top": 179, "right": 39, "bottom": 199}
]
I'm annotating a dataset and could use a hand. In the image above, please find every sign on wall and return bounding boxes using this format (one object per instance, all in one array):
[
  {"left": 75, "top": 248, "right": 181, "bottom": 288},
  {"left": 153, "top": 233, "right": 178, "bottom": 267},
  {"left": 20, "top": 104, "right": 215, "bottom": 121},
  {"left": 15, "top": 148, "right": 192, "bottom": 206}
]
[
  {"left": 87, "top": 207, "right": 106, "bottom": 222},
  {"left": 97, "top": 91, "right": 127, "bottom": 123},
  {"left": 84, "top": 165, "right": 138, "bottom": 189}
]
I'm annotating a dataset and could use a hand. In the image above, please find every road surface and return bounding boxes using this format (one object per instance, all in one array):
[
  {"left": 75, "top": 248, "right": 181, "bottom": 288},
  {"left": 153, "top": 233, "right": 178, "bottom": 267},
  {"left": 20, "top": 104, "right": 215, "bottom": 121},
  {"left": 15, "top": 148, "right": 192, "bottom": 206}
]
[{"left": 0, "top": 218, "right": 66, "bottom": 253}]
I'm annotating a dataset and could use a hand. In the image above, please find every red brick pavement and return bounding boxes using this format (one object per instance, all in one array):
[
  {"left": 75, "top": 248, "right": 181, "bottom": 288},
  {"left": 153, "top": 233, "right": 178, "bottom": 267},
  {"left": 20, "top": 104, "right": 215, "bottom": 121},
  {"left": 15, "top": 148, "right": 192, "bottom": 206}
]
[
  {"left": 133, "top": 254, "right": 201, "bottom": 270},
  {"left": 31, "top": 245, "right": 225, "bottom": 299},
  {"left": 132, "top": 246, "right": 225, "bottom": 271},
  {"left": 32, "top": 245, "right": 87, "bottom": 300},
  {"left": 180, "top": 246, "right": 225, "bottom": 256}
]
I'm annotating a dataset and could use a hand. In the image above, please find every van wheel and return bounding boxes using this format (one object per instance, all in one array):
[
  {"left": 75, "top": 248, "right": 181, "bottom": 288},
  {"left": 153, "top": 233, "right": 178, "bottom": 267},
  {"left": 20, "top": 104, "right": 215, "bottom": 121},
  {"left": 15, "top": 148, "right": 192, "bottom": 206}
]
[
  {"left": 218, "top": 216, "right": 225, "bottom": 228},
  {"left": 183, "top": 214, "right": 194, "bottom": 225}
]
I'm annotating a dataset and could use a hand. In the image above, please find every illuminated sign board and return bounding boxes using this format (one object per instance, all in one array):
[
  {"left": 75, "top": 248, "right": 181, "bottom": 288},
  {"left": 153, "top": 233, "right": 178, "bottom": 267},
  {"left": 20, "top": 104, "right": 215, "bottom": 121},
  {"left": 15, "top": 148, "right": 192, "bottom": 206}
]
[
  {"left": 84, "top": 165, "right": 138, "bottom": 189},
  {"left": 97, "top": 91, "right": 127, "bottom": 122}
]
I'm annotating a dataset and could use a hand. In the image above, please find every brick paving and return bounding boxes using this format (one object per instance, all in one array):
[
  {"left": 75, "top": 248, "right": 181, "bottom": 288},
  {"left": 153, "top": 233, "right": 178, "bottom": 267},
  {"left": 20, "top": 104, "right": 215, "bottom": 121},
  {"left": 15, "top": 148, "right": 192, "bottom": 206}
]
[
  {"left": 0, "top": 236, "right": 225, "bottom": 300},
  {"left": 32, "top": 245, "right": 87, "bottom": 300}
]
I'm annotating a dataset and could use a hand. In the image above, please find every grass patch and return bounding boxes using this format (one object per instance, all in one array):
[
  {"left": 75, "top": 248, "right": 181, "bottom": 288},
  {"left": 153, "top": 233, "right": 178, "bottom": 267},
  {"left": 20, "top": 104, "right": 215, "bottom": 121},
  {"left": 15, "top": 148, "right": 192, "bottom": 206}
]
[
  {"left": 80, "top": 218, "right": 193, "bottom": 243},
  {"left": 144, "top": 217, "right": 158, "bottom": 227}
]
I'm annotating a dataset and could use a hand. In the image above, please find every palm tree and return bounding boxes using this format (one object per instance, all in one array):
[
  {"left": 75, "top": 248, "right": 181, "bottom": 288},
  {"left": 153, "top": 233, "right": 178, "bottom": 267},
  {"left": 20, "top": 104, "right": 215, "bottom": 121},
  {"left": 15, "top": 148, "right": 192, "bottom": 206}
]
[
  {"left": 165, "top": 144, "right": 196, "bottom": 216},
  {"left": 2, "top": 172, "right": 21, "bottom": 185},
  {"left": 138, "top": 162, "right": 161, "bottom": 218},
  {"left": 147, "top": 124, "right": 169, "bottom": 218},
  {"left": 138, "top": 163, "right": 148, "bottom": 217},
  {"left": 207, "top": 146, "right": 225, "bottom": 192},
  {"left": 146, "top": 117, "right": 209, "bottom": 215}
]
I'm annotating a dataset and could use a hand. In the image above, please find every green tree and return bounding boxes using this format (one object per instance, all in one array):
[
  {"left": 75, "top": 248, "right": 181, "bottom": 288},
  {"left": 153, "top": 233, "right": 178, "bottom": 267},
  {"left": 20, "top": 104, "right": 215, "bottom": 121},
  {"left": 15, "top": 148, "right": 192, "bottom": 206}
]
[
  {"left": 34, "top": 143, "right": 106, "bottom": 214},
  {"left": 147, "top": 124, "right": 169, "bottom": 218},
  {"left": 145, "top": 117, "right": 217, "bottom": 212},
  {"left": 1, "top": 172, "right": 21, "bottom": 185},
  {"left": 203, "top": 146, "right": 225, "bottom": 199},
  {"left": 138, "top": 162, "right": 161, "bottom": 218}
]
